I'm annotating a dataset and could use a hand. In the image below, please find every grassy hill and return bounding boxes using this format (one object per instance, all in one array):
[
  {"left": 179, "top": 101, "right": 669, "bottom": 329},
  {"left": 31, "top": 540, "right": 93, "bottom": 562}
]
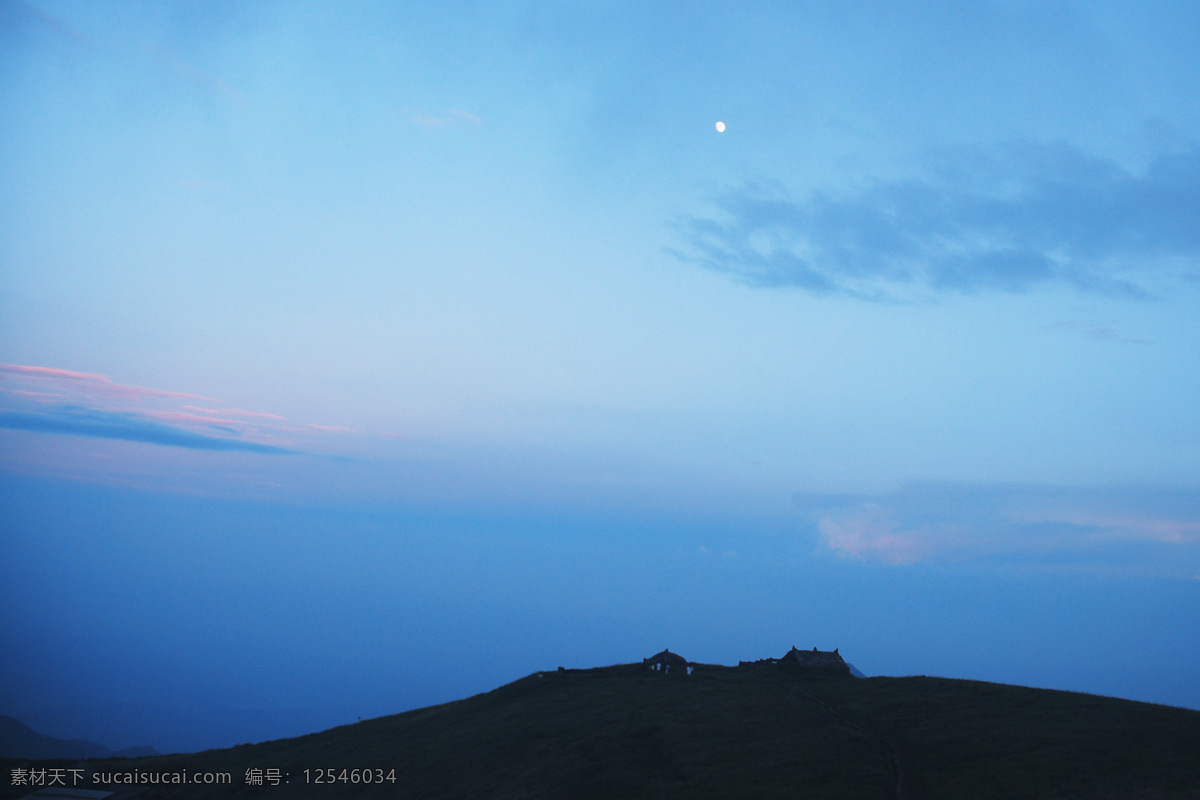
[{"left": 6, "top": 663, "right": 1199, "bottom": 799}]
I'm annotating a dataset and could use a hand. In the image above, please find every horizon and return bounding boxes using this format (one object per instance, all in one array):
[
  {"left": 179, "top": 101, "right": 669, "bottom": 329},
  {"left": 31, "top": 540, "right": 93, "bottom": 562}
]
[{"left": 3, "top": 0, "right": 1199, "bottom": 755}]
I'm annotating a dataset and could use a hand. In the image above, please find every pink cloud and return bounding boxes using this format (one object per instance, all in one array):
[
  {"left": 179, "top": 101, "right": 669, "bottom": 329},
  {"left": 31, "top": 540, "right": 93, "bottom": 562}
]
[
  {"left": 1011, "top": 508, "right": 1200, "bottom": 545},
  {"left": 2, "top": 364, "right": 114, "bottom": 382},
  {"left": 0, "top": 387, "right": 66, "bottom": 402},
  {"left": 817, "top": 504, "right": 935, "bottom": 565},
  {"left": 308, "top": 424, "right": 357, "bottom": 434},
  {"left": 1, "top": 362, "right": 359, "bottom": 458},
  {"left": 0, "top": 363, "right": 217, "bottom": 402},
  {"left": 183, "top": 405, "right": 287, "bottom": 421}
]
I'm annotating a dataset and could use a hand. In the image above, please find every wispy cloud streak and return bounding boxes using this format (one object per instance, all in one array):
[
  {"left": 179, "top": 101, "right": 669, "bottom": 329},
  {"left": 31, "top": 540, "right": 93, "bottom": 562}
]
[
  {"left": 0, "top": 363, "right": 216, "bottom": 402},
  {"left": 796, "top": 483, "right": 1200, "bottom": 576},
  {"left": 308, "top": 424, "right": 356, "bottom": 434},
  {"left": 674, "top": 143, "right": 1200, "bottom": 300},
  {"left": 0, "top": 363, "right": 303, "bottom": 455},
  {"left": 182, "top": 405, "right": 286, "bottom": 421},
  {"left": 0, "top": 408, "right": 296, "bottom": 454}
]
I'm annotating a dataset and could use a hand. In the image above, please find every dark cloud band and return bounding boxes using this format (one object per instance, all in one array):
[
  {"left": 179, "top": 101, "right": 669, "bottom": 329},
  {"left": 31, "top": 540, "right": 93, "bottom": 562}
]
[
  {"left": 0, "top": 407, "right": 297, "bottom": 455},
  {"left": 673, "top": 143, "right": 1200, "bottom": 299}
]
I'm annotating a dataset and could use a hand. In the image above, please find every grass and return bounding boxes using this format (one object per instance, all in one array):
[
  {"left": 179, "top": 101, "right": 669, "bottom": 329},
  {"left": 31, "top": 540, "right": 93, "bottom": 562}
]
[{"left": 5, "top": 664, "right": 1199, "bottom": 798}]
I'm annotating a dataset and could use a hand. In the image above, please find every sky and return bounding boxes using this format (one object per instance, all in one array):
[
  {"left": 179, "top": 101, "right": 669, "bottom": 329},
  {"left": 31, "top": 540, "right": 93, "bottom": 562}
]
[{"left": 2, "top": 0, "right": 1199, "bottom": 754}]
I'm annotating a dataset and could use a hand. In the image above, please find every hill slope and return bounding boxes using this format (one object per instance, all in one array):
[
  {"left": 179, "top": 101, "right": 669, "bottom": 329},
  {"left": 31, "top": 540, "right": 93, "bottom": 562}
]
[
  {"left": 6, "top": 664, "right": 1199, "bottom": 799},
  {"left": 0, "top": 714, "right": 158, "bottom": 760}
]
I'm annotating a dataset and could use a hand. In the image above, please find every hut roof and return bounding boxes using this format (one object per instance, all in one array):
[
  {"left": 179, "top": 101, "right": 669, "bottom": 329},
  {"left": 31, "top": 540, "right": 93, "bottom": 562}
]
[
  {"left": 643, "top": 649, "right": 689, "bottom": 667},
  {"left": 779, "top": 646, "right": 849, "bottom": 672}
]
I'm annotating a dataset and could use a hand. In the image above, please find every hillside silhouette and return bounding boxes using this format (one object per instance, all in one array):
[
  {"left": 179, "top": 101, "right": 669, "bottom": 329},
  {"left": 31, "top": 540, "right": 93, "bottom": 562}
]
[
  {"left": 0, "top": 715, "right": 158, "bottom": 761},
  {"left": 4, "top": 653, "right": 1199, "bottom": 799}
]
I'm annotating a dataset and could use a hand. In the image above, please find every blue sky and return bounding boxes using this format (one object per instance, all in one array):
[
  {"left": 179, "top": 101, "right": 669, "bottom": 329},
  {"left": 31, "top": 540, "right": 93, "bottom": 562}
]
[{"left": 2, "top": 0, "right": 1199, "bottom": 753}]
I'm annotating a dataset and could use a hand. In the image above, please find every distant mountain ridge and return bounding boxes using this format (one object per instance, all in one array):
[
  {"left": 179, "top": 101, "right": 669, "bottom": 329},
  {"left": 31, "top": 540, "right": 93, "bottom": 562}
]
[{"left": 0, "top": 714, "right": 157, "bottom": 760}]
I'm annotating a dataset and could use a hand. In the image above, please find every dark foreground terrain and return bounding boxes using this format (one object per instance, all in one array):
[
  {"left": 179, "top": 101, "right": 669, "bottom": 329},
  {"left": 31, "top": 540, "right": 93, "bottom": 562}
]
[{"left": 5, "top": 663, "right": 1199, "bottom": 799}]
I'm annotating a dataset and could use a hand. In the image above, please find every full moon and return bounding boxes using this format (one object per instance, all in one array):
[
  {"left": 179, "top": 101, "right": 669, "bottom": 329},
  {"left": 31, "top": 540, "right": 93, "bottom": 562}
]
[{"left": 715, "top": 121, "right": 726, "bottom": 133}]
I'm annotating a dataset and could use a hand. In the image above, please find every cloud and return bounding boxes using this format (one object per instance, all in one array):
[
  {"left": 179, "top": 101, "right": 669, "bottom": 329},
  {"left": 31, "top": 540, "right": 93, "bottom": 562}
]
[
  {"left": 308, "top": 424, "right": 356, "bottom": 434},
  {"left": 144, "top": 43, "right": 248, "bottom": 107},
  {"left": 7, "top": 2, "right": 248, "bottom": 107},
  {"left": 0, "top": 363, "right": 304, "bottom": 455},
  {"left": 815, "top": 503, "right": 949, "bottom": 565},
  {"left": 6, "top": 1, "right": 94, "bottom": 46},
  {"left": 0, "top": 363, "right": 216, "bottom": 402},
  {"left": 0, "top": 387, "right": 65, "bottom": 402},
  {"left": 0, "top": 407, "right": 295, "bottom": 454},
  {"left": 797, "top": 483, "right": 1200, "bottom": 576},
  {"left": 673, "top": 142, "right": 1200, "bottom": 300},
  {"left": 1043, "top": 319, "right": 1152, "bottom": 345},
  {"left": 1004, "top": 505, "right": 1200, "bottom": 546},
  {"left": 450, "top": 109, "right": 481, "bottom": 124},
  {"left": 183, "top": 405, "right": 286, "bottom": 421}
]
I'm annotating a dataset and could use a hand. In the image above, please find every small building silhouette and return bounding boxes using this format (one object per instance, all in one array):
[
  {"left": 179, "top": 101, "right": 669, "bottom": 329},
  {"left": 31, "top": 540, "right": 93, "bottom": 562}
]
[
  {"left": 642, "top": 649, "right": 690, "bottom": 675},
  {"left": 738, "top": 646, "right": 852, "bottom": 676},
  {"left": 779, "top": 646, "right": 851, "bottom": 676}
]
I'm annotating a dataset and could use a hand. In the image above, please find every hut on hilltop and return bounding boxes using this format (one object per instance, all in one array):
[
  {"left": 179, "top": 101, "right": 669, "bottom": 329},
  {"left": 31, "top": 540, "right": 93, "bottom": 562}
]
[
  {"left": 643, "top": 649, "right": 691, "bottom": 675},
  {"left": 779, "top": 646, "right": 851, "bottom": 676}
]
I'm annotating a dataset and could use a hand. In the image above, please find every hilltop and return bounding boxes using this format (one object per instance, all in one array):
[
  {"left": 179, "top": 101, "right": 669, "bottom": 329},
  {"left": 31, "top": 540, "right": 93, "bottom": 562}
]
[{"left": 4, "top": 656, "right": 1199, "bottom": 799}]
